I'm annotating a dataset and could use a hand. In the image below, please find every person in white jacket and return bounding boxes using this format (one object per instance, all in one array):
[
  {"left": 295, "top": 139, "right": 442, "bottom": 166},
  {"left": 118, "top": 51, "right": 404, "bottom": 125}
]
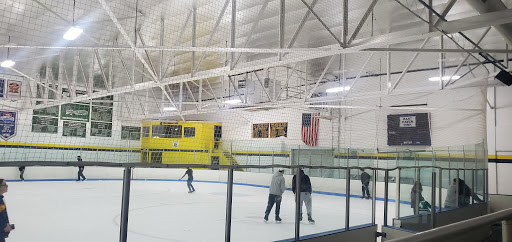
[
  {"left": 444, "top": 179, "right": 457, "bottom": 209},
  {"left": 264, "top": 169, "right": 286, "bottom": 223}
]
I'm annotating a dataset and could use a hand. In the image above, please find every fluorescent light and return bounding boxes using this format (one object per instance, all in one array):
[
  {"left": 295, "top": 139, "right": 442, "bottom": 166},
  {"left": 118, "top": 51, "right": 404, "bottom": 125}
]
[
  {"left": 224, "top": 99, "right": 242, "bottom": 104},
  {"left": 428, "top": 75, "right": 460, "bottom": 81},
  {"left": 326, "top": 86, "right": 350, "bottom": 93},
  {"left": 163, "top": 107, "right": 177, "bottom": 111},
  {"left": 63, "top": 26, "right": 83, "bottom": 40},
  {"left": 0, "top": 60, "right": 15, "bottom": 68}
]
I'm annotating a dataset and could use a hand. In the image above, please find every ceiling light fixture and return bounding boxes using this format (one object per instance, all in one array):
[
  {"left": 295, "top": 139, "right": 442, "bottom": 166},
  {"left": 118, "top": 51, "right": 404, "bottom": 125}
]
[
  {"left": 63, "top": 26, "right": 83, "bottom": 40},
  {"left": 428, "top": 75, "right": 460, "bottom": 81},
  {"left": 326, "top": 86, "right": 350, "bottom": 93},
  {"left": 1, "top": 36, "right": 14, "bottom": 68},
  {"left": 163, "top": 107, "right": 177, "bottom": 111},
  {"left": 63, "top": 0, "right": 82, "bottom": 40},
  {"left": 0, "top": 60, "right": 15, "bottom": 68},
  {"left": 224, "top": 99, "right": 242, "bottom": 104}
]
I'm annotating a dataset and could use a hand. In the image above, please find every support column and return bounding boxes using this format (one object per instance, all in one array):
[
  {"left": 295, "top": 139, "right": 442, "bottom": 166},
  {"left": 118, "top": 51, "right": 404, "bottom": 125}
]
[
  {"left": 372, "top": 169, "right": 377, "bottom": 224},
  {"left": 279, "top": 0, "right": 285, "bottom": 61},
  {"left": 295, "top": 167, "right": 301, "bottom": 241},
  {"left": 384, "top": 170, "right": 389, "bottom": 226},
  {"left": 396, "top": 168, "right": 401, "bottom": 219},
  {"left": 119, "top": 167, "right": 132, "bottom": 242},
  {"left": 502, "top": 219, "right": 512, "bottom": 242},
  {"left": 225, "top": 168, "right": 234, "bottom": 242},
  {"left": 345, "top": 168, "right": 351, "bottom": 229},
  {"left": 439, "top": 168, "right": 443, "bottom": 213},
  {"left": 432, "top": 172, "right": 436, "bottom": 228},
  {"left": 230, "top": 0, "right": 236, "bottom": 70}
]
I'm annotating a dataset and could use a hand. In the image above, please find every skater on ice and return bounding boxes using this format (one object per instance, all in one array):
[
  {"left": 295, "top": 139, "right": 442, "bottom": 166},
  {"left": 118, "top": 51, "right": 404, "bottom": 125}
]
[
  {"left": 360, "top": 169, "right": 371, "bottom": 199},
  {"left": 264, "top": 169, "right": 286, "bottom": 223},
  {"left": 180, "top": 167, "right": 195, "bottom": 193},
  {"left": 292, "top": 169, "right": 315, "bottom": 224}
]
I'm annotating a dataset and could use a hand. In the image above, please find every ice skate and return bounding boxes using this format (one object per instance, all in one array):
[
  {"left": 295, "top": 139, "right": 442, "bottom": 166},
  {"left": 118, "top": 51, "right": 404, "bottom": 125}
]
[
  {"left": 264, "top": 214, "right": 269, "bottom": 223},
  {"left": 275, "top": 216, "right": 282, "bottom": 224},
  {"left": 308, "top": 216, "right": 315, "bottom": 224}
]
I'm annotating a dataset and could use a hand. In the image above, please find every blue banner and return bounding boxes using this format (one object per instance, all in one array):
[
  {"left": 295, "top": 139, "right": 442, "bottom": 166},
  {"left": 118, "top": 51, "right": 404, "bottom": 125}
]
[
  {"left": 0, "top": 111, "right": 17, "bottom": 140},
  {"left": 0, "top": 79, "right": 4, "bottom": 98}
]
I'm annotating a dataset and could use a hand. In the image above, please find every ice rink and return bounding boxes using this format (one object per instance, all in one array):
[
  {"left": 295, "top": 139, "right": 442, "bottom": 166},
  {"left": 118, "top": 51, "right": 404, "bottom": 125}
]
[{"left": 4, "top": 179, "right": 409, "bottom": 242}]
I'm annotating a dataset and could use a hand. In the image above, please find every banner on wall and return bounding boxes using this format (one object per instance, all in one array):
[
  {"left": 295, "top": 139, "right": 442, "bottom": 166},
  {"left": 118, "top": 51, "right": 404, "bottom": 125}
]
[
  {"left": 252, "top": 123, "right": 269, "bottom": 138},
  {"left": 0, "top": 79, "right": 4, "bottom": 98},
  {"left": 7, "top": 80, "right": 21, "bottom": 99},
  {"left": 387, "top": 113, "right": 431, "bottom": 146},
  {"left": 0, "top": 111, "right": 17, "bottom": 140},
  {"left": 270, "top": 122, "right": 288, "bottom": 138},
  {"left": 60, "top": 103, "right": 90, "bottom": 122}
]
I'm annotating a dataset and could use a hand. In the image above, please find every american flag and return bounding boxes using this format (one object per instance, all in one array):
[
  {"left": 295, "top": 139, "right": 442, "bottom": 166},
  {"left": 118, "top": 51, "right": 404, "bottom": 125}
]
[{"left": 302, "top": 113, "right": 319, "bottom": 146}]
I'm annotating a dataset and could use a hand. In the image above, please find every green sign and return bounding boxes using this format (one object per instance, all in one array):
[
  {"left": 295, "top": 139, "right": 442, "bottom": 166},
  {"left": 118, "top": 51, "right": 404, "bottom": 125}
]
[
  {"left": 121, "top": 126, "right": 141, "bottom": 140},
  {"left": 33, "top": 106, "right": 59, "bottom": 117},
  {"left": 91, "top": 121, "right": 112, "bottom": 137},
  {"left": 92, "top": 95, "right": 114, "bottom": 107},
  {"left": 62, "top": 88, "right": 89, "bottom": 104},
  {"left": 91, "top": 106, "right": 113, "bottom": 122},
  {"left": 63, "top": 121, "right": 87, "bottom": 138},
  {"left": 60, "top": 103, "right": 90, "bottom": 121},
  {"left": 31, "top": 116, "right": 58, "bottom": 133}
]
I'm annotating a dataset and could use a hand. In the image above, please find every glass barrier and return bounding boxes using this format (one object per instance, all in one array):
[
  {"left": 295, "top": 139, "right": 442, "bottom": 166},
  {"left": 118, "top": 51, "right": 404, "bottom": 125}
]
[{"left": 349, "top": 168, "right": 373, "bottom": 228}]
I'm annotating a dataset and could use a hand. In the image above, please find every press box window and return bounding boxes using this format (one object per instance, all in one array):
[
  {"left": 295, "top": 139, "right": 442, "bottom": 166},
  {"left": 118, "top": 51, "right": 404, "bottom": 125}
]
[
  {"left": 184, "top": 127, "right": 195, "bottom": 138},
  {"left": 142, "top": 127, "right": 150, "bottom": 137},
  {"left": 152, "top": 125, "right": 182, "bottom": 138}
]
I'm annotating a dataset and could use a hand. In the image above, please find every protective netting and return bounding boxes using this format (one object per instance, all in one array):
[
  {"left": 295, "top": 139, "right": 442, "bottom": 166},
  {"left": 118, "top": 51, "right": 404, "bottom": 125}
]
[{"left": 0, "top": 0, "right": 494, "bottom": 173}]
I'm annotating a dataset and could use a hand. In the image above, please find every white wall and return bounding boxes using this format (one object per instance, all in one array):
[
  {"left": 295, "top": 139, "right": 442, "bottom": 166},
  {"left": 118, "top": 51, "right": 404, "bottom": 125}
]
[
  {"left": 340, "top": 86, "right": 486, "bottom": 149},
  {"left": 487, "top": 86, "right": 512, "bottom": 195},
  {"left": 187, "top": 108, "right": 337, "bottom": 150}
]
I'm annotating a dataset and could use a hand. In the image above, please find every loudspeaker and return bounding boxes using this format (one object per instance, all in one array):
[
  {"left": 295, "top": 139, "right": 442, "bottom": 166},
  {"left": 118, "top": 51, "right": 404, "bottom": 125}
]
[{"left": 496, "top": 70, "right": 512, "bottom": 86}]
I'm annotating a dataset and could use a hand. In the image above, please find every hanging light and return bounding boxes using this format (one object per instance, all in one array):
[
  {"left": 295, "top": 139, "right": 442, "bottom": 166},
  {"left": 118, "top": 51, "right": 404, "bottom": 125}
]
[
  {"left": 163, "top": 107, "right": 177, "bottom": 111},
  {"left": 1, "top": 36, "right": 14, "bottom": 68},
  {"left": 326, "top": 86, "right": 350, "bottom": 93},
  {"left": 224, "top": 99, "right": 242, "bottom": 104},
  {"left": 0, "top": 60, "right": 15, "bottom": 68},
  {"left": 428, "top": 76, "right": 460, "bottom": 81},
  {"left": 63, "top": 0, "right": 82, "bottom": 40},
  {"left": 63, "top": 26, "right": 83, "bottom": 40}
]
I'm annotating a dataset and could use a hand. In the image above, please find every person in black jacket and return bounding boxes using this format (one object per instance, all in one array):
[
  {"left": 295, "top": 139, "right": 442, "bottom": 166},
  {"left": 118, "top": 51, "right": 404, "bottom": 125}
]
[
  {"left": 456, "top": 178, "right": 483, "bottom": 207},
  {"left": 292, "top": 169, "right": 315, "bottom": 223},
  {"left": 360, "top": 169, "right": 371, "bottom": 199},
  {"left": 76, "top": 156, "right": 86, "bottom": 181},
  {"left": 18, "top": 167, "right": 25, "bottom": 181},
  {"left": 0, "top": 179, "right": 14, "bottom": 242}
]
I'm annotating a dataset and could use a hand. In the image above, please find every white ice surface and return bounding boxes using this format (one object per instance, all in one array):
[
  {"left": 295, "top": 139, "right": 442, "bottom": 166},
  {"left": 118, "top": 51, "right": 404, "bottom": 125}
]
[{"left": 5, "top": 180, "right": 411, "bottom": 242}]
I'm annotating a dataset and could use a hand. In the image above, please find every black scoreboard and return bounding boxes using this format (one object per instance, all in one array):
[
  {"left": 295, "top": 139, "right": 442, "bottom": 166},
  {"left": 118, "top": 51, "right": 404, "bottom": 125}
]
[{"left": 387, "top": 113, "right": 431, "bottom": 146}]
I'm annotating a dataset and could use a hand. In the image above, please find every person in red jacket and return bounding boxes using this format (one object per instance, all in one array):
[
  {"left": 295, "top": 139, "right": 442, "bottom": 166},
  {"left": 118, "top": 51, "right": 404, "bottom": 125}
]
[{"left": 0, "top": 179, "right": 14, "bottom": 242}]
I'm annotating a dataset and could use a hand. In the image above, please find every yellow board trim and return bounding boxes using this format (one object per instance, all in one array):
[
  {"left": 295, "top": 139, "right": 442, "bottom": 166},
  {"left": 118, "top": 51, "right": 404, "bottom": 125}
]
[{"left": 0, "top": 142, "right": 140, "bottom": 151}]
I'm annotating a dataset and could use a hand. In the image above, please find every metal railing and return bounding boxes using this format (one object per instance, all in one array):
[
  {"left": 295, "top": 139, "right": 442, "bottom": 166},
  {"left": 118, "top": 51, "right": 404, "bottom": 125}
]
[
  {"left": 387, "top": 208, "right": 512, "bottom": 242},
  {"left": 0, "top": 161, "right": 489, "bottom": 242}
]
